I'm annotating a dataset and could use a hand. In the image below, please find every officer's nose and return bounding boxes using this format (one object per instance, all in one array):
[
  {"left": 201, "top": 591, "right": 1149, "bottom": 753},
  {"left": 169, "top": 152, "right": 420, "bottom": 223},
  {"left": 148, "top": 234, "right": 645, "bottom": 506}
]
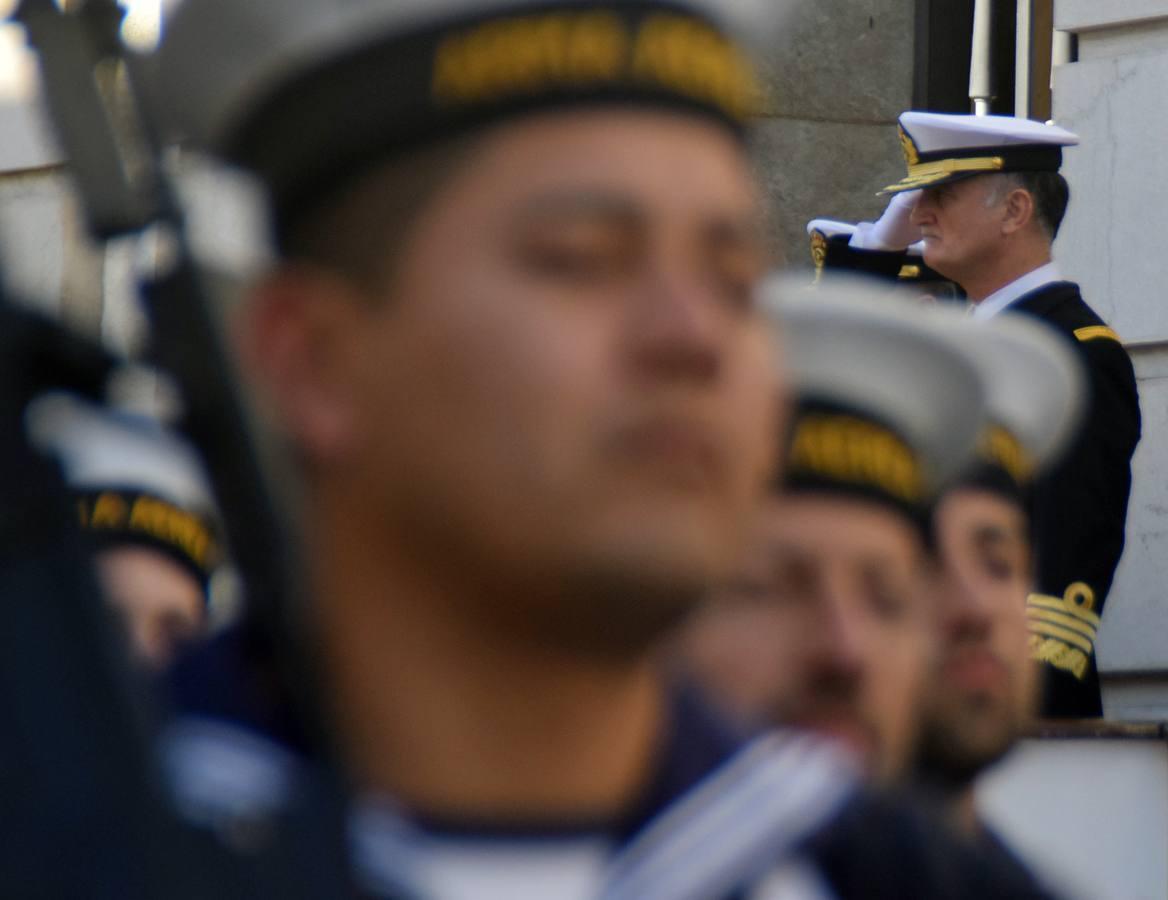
[{"left": 909, "top": 192, "right": 934, "bottom": 227}]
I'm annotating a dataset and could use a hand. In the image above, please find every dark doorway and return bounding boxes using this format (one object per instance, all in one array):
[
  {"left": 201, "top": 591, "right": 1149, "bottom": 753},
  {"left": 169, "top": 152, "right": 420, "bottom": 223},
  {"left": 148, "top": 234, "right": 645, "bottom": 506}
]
[{"left": 913, "top": 0, "right": 1018, "bottom": 115}]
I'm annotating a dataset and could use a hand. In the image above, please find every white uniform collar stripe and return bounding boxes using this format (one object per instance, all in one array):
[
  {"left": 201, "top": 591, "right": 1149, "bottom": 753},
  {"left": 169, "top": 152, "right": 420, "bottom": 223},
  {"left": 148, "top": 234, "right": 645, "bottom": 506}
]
[{"left": 601, "top": 732, "right": 857, "bottom": 900}]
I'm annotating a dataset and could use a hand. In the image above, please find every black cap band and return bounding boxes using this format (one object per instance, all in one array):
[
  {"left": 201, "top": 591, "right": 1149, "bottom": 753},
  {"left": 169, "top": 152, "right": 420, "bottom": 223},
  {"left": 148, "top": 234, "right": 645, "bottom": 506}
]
[
  {"left": 913, "top": 144, "right": 1063, "bottom": 173},
  {"left": 76, "top": 489, "right": 220, "bottom": 595},
  {"left": 225, "top": 2, "right": 760, "bottom": 243},
  {"left": 779, "top": 401, "right": 930, "bottom": 535}
]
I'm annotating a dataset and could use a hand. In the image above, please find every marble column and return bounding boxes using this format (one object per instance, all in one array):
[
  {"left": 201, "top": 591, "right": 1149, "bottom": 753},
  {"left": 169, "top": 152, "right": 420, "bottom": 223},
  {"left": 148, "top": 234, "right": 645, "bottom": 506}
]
[{"left": 1052, "top": 0, "right": 1168, "bottom": 718}]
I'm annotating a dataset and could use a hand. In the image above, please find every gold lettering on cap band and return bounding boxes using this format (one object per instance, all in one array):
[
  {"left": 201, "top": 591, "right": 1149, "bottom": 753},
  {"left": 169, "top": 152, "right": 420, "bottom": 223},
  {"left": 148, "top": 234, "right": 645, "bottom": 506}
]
[
  {"left": 80, "top": 491, "right": 217, "bottom": 570},
  {"left": 432, "top": 12, "right": 628, "bottom": 102},
  {"left": 980, "top": 424, "right": 1033, "bottom": 483},
  {"left": 128, "top": 496, "right": 216, "bottom": 569},
  {"left": 788, "top": 414, "right": 924, "bottom": 503},
  {"left": 431, "top": 10, "right": 757, "bottom": 121},
  {"left": 87, "top": 492, "right": 129, "bottom": 528},
  {"left": 630, "top": 14, "right": 756, "bottom": 120}
]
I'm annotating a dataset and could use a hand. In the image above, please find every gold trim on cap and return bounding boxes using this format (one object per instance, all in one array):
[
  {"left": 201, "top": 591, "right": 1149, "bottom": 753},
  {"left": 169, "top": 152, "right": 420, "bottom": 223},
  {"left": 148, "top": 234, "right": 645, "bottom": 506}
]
[
  {"left": 898, "top": 125, "right": 920, "bottom": 166},
  {"left": 897, "top": 264, "right": 921, "bottom": 279},
  {"left": 809, "top": 230, "right": 828, "bottom": 282},
  {"left": 881, "top": 155, "right": 1005, "bottom": 194}
]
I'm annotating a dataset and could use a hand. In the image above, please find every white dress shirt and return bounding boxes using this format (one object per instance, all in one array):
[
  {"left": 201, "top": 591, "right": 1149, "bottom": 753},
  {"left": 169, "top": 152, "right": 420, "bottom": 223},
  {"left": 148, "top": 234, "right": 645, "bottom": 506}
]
[{"left": 970, "top": 261, "right": 1063, "bottom": 320}]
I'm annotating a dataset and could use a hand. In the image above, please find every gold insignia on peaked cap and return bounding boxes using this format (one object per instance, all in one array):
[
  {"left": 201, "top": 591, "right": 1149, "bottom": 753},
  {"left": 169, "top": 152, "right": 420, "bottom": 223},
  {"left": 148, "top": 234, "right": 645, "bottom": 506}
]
[
  {"left": 898, "top": 124, "right": 920, "bottom": 167},
  {"left": 809, "top": 230, "right": 828, "bottom": 277}
]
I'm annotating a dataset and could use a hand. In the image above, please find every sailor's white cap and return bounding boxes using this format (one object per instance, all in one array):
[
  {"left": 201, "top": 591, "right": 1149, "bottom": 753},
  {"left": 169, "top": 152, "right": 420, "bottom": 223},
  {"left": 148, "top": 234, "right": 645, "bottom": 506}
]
[
  {"left": 29, "top": 397, "right": 216, "bottom": 515},
  {"left": 763, "top": 275, "right": 988, "bottom": 503},
  {"left": 806, "top": 219, "right": 924, "bottom": 257},
  {"left": 806, "top": 219, "right": 857, "bottom": 241},
  {"left": 882, "top": 111, "right": 1079, "bottom": 194},
  {"left": 152, "top": 0, "right": 784, "bottom": 243},
  {"left": 963, "top": 314, "right": 1086, "bottom": 482}
]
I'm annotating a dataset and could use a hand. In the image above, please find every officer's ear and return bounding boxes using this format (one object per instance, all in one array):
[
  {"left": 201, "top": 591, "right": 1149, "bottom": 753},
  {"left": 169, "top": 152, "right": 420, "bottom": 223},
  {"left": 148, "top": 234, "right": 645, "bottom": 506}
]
[
  {"left": 236, "top": 265, "right": 367, "bottom": 464},
  {"left": 1000, "top": 186, "right": 1036, "bottom": 237}
]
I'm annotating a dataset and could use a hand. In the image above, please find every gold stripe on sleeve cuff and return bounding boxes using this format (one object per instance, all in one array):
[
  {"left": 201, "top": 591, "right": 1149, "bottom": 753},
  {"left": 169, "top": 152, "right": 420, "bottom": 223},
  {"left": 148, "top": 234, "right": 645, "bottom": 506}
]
[
  {"left": 1028, "top": 619, "right": 1095, "bottom": 655},
  {"left": 1027, "top": 607, "right": 1099, "bottom": 643}
]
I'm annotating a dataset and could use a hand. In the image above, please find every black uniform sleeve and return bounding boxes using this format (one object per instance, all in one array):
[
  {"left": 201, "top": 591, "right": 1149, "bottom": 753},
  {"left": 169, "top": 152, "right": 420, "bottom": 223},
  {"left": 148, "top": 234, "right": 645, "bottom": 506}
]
[{"left": 1028, "top": 333, "right": 1141, "bottom": 717}]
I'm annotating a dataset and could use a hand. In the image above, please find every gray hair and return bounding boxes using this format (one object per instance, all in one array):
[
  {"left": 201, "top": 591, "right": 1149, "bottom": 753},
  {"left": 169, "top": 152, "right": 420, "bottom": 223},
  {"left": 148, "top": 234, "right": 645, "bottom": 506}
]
[{"left": 981, "top": 171, "right": 1070, "bottom": 240}]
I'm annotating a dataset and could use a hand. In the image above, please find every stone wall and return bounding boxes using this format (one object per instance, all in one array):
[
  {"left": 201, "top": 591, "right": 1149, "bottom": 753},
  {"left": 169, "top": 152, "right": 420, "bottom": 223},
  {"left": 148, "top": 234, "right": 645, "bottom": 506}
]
[
  {"left": 753, "top": 0, "right": 914, "bottom": 266},
  {"left": 1052, "top": 0, "right": 1168, "bottom": 718}
]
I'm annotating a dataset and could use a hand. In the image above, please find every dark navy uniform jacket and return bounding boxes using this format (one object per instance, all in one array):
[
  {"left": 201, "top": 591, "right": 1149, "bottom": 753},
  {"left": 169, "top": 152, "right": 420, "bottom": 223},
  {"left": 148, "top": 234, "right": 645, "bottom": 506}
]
[
  {"left": 1010, "top": 282, "right": 1141, "bottom": 718},
  {"left": 162, "top": 630, "right": 1059, "bottom": 899}
]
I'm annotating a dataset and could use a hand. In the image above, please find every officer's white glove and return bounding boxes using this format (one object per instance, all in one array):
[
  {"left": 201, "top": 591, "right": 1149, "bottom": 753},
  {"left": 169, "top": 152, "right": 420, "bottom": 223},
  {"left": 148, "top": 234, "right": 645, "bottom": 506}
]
[{"left": 849, "top": 191, "right": 922, "bottom": 252}]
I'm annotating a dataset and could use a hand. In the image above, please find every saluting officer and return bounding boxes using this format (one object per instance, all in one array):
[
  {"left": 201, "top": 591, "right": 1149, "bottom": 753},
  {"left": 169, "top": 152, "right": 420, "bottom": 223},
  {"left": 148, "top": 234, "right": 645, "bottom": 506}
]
[
  {"left": 152, "top": 3, "right": 1061, "bottom": 897},
  {"left": 804, "top": 190, "right": 961, "bottom": 298},
  {"left": 881, "top": 111, "right": 1142, "bottom": 718}
]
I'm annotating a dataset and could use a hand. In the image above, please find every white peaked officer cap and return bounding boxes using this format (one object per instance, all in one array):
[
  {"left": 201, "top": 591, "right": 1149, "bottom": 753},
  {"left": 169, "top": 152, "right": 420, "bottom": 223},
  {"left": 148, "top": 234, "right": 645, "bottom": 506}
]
[
  {"left": 963, "top": 315, "right": 1086, "bottom": 484},
  {"left": 881, "top": 111, "right": 1079, "bottom": 194},
  {"left": 762, "top": 275, "right": 989, "bottom": 499},
  {"left": 153, "top": 0, "right": 788, "bottom": 247},
  {"left": 804, "top": 220, "right": 929, "bottom": 286},
  {"left": 806, "top": 219, "right": 857, "bottom": 240},
  {"left": 806, "top": 218, "right": 925, "bottom": 257}
]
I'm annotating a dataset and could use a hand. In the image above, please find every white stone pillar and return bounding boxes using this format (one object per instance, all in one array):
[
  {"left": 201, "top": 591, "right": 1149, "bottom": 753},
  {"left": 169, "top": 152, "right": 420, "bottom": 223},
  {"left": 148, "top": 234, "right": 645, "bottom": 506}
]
[{"left": 1053, "top": 0, "right": 1168, "bottom": 717}]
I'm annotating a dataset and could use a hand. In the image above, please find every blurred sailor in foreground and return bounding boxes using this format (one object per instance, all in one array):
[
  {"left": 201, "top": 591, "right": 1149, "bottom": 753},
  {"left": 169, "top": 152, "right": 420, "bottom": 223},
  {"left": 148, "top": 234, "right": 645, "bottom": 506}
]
[
  {"left": 31, "top": 397, "right": 221, "bottom": 669},
  {"left": 680, "top": 292, "right": 985, "bottom": 783},
  {"left": 916, "top": 314, "right": 1084, "bottom": 888},
  {"left": 883, "top": 111, "right": 1141, "bottom": 718},
  {"left": 153, "top": 2, "right": 1061, "bottom": 896}
]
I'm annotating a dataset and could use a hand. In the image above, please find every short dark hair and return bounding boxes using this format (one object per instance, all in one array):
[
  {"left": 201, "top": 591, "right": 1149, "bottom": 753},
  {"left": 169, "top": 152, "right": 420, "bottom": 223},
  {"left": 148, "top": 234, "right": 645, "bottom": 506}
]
[
  {"left": 281, "top": 136, "right": 478, "bottom": 293},
  {"left": 1007, "top": 170, "right": 1070, "bottom": 240}
]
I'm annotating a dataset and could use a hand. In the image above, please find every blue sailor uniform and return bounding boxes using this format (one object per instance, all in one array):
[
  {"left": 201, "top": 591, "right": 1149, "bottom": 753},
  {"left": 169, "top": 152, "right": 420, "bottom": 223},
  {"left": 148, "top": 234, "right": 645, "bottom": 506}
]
[{"left": 162, "top": 631, "right": 1059, "bottom": 900}]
